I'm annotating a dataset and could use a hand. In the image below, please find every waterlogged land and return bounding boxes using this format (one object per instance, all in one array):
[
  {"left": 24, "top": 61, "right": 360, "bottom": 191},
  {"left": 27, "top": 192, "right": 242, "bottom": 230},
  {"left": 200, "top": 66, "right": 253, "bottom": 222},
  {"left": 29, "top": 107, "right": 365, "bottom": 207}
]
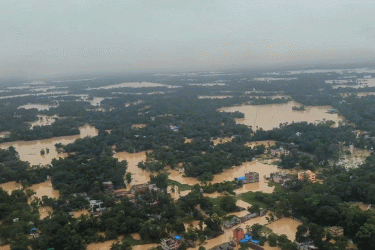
[
  {"left": 219, "top": 101, "right": 343, "bottom": 130},
  {"left": 0, "top": 125, "right": 98, "bottom": 166},
  {"left": 113, "top": 151, "right": 151, "bottom": 188}
]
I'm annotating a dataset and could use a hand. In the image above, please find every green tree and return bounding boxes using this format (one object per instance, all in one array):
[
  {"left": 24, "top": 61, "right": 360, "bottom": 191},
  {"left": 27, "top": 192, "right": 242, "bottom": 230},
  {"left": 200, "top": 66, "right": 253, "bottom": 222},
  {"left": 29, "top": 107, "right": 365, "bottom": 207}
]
[{"left": 220, "top": 196, "right": 237, "bottom": 213}]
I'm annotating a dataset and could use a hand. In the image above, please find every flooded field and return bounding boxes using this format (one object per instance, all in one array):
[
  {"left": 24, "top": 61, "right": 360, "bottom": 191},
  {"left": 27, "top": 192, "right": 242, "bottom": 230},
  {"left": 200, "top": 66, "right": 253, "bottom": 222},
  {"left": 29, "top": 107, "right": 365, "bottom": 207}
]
[
  {"left": 72, "top": 210, "right": 90, "bottom": 218},
  {"left": 28, "top": 115, "right": 57, "bottom": 128},
  {"left": 131, "top": 124, "right": 147, "bottom": 129},
  {"left": 184, "top": 220, "right": 206, "bottom": 231},
  {"left": 0, "top": 245, "right": 10, "bottom": 250},
  {"left": 0, "top": 131, "right": 10, "bottom": 138},
  {"left": 267, "top": 218, "right": 301, "bottom": 241},
  {"left": 18, "top": 103, "right": 57, "bottom": 111},
  {"left": 113, "top": 151, "right": 151, "bottom": 188},
  {"left": 333, "top": 79, "right": 375, "bottom": 89},
  {"left": 245, "top": 140, "right": 277, "bottom": 148},
  {"left": 195, "top": 215, "right": 269, "bottom": 250},
  {"left": 168, "top": 161, "right": 279, "bottom": 194},
  {"left": 211, "top": 137, "right": 234, "bottom": 145},
  {"left": 87, "top": 239, "right": 157, "bottom": 250},
  {"left": 29, "top": 180, "right": 60, "bottom": 200},
  {"left": 357, "top": 92, "right": 375, "bottom": 97},
  {"left": 198, "top": 95, "right": 233, "bottom": 99},
  {"left": 0, "top": 125, "right": 98, "bottom": 166},
  {"left": 227, "top": 200, "right": 252, "bottom": 217},
  {"left": 0, "top": 181, "right": 21, "bottom": 194},
  {"left": 39, "top": 206, "right": 53, "bottom": 219},
  {"left": 219, "top": 101, "right": 343, "bottom": 130}
]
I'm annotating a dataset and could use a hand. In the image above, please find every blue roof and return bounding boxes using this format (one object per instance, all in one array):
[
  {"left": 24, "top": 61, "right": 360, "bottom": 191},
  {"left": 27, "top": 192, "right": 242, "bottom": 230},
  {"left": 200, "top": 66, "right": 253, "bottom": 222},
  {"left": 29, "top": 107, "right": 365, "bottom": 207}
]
[
  {"left": 174, "top": 236, "right": 181, "bottom": 240},
  {"left": 237, "top": 176, "right": 246, "bottom": 181}
]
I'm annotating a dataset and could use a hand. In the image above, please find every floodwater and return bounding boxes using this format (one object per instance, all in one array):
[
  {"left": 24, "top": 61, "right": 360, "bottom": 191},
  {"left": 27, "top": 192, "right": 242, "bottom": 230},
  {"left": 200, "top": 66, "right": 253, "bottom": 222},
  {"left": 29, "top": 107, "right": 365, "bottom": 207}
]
[
  {"left": 184, "top": 138, "right": 193, "bottom": 143},
  {"left": 113, "top": 151, "right": 151, "bottom": 188},
  {"left": 39, "top": 206, "right": 53, "bottom": 219},
  {"left": 168, "top": 161, "right": 279, "bottom": 194},
  {"left": 87, "top": 82, "right": 179, "bottom": 90},
  {"left": 131, "top": 124, "right": 147, "bottom": 129},
  {"left": 357, "top": 92, "right": 375, "bottom": 97},
  {"left": 333, "top": 79, "right": 375, "bottom": 89},
  {"left": 29, "top": 180, "right": 60, "bottom": 200},
  {"left": 227, "top": 200, "right": 252, "bottom": 218},
  {"left": 28, "top": 115, "right": 57, "bottom": 128},
  {"left": 87, "top": 239, "right": 157, "bottom": 250},
  {"left": 0, "top": 125, "right": 98, "bottom": 166},
  {"left": 0, "top": 245, "right": 10, "bottom": 250},
  {"left": 72, "top": 210, "right": 90, "bottom": 218},
  {"left": 211, "top": 137, "right": 234, "bottom": 146},
  {"left": 198, "top": 95, "right": 233, "bottom": 99},
  {"left": 245, "top": 140, "right": 277, "bottom": 148},
  {"left": 184, "top": 220, "right": 206, "bottom": 231},
  {"left": 267, "top": 218, "right": 301, "bottom": 241},
  {"left": 167, "top": 186, "right": 191, "bottom": 200},
  {"left": 0, "top": 181, "right": 21, "bottom": 194},
  {"left": 0, "top": 131, "right": 10, "bottom": 138},
  {"left": 350, "top": 202, "right": 374, "bottom": 211},
  {"left": 131, "top": 233, "right": 141, "bottom": 240},
  {"left": 18, "top": 103, "right": 56, "bottom": 111},
  {"left": 218, "top": 101, "right": 343, "bottom": 130},
  {"left": 195, "top": 215, "right": 269, "bottom": 250}
]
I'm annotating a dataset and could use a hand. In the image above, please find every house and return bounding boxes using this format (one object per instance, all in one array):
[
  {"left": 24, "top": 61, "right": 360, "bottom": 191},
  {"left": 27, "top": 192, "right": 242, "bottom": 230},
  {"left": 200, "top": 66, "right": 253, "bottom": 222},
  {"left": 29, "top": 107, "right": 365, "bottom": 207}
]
[
  {"left": 270, "top": 147, "right": 290, "bottom": 157},
  {"left": 270, "top": 172, "right": 290, "bottom": 184},
  {"left": 210, "top": 241, "right": 236, "bottom": 250},
  {"left": 233, "top": 227, "right": 245, "bottom": 241},
  {"left": 238, "top": 172, "right": 259, "bottom": 184},
  {"left": 298, "top": 170, "right": 316, "bottom": 182},
  {"left": 161, "top": 238, "right": 180, "bottom": 250},
  {"left": 89, "top": 200, "right": 104, "bottom": 212},
  {"left": 328, "top": 226, "right": 344, "bottom": 237}
]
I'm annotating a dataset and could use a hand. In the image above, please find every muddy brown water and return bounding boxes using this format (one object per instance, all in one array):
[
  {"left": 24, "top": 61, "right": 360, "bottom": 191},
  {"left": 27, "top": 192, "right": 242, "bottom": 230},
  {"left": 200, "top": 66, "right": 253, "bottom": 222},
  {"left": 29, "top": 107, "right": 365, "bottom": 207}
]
[
  {"left": 0, "top": 125, "right": 98, "bottom": 166},
  {"left": 39, "top": 206, "right": 53, "bottom": 219},
  {"left": 0, "top": 181, "right": 21, "bottom": 194},
  {"left": 87, "top": 82, "right": 179, "bottom": 90},
  {"left": 113, "top": 151, "right": 152, "bottom": 189},
  {"left": 29, "top": 180, "right": 60, "bottom": 200},
  {"left": 18, "top": 103, "right": 57, "bottom": 111},
  {"left": 28, "top": 115, "right": 57, "bottom": 128},
  {"left": 168, "top": 160, "right": 279, "bottom": 194},
  {"left": 218, "top": 101, "right": 343, "bottom": 130}
]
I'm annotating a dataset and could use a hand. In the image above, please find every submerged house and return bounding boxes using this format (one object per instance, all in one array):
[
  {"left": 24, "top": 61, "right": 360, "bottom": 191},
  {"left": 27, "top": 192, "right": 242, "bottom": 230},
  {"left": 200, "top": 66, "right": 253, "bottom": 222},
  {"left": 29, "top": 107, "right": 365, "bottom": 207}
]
[{"left": 238, "top": 172, "right": 259, "bottom": 184}]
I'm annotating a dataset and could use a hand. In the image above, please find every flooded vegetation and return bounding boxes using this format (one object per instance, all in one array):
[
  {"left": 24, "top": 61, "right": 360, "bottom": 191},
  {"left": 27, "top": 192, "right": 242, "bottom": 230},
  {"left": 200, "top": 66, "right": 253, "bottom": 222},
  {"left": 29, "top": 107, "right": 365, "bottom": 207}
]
[
  {"left": 0, "top": 124, "right": 98, "bottom": 166},
  {"left": 29, "top": 180, "right": 60, "bottom": 200},
  {"left": 28, "top": 115, "right": 57, "bottom": 128},
  {"left": 0, "top": 181, "right": 21, "bottom": 194},
  {"left": 113, "top": 151, "right": 151, "bottom": 187},
  {"left": 219, "top": 101, "right": 343, "bottom": 130},
  {"left": 267, "top": 218, "right": 302, "bottom": 241},
  {"left": 87, "top": 82, "right": 179, "bottom": 90},
  {"left": 18, "top": 103, "right": 57, "bottom": 111}
]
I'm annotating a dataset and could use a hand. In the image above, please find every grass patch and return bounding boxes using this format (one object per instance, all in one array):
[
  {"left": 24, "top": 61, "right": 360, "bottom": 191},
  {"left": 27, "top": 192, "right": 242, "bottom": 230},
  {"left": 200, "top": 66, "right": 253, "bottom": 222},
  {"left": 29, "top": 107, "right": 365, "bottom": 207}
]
[
  {"left": 237, "top": 191, "right": 267, "bottom": 208},
  {"left": 119, "top": 235, "right": 144, "bottom": 246},
  {"left": 168, "top": 179, "right": 193, "bottom": 191}
]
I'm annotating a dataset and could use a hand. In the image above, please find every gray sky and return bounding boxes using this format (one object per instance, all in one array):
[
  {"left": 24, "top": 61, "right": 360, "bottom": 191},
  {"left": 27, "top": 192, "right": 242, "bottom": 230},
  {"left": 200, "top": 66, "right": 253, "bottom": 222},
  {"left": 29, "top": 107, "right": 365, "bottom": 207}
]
[{"left": 1, "top": 0, "right": 375, "bottom": 77}]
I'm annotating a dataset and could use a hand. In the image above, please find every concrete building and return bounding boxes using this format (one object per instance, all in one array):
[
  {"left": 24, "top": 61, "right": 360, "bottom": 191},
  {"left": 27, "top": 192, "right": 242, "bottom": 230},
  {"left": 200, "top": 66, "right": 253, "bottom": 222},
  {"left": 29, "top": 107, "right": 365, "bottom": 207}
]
[
  {"left": 210, "top": 241, "right": 236, "bottom": 250},
  {"left": 161, "top": 238, "right": 180, "bottom": 250},
  {"left": 243, "top": 172, "right": 259, "bottom": 184},
  {"left": 298, "top": 170, "right": 316, "bottom": 182},
  {"left": 233, "top": 227, "right": 245, "bottom": 242}
]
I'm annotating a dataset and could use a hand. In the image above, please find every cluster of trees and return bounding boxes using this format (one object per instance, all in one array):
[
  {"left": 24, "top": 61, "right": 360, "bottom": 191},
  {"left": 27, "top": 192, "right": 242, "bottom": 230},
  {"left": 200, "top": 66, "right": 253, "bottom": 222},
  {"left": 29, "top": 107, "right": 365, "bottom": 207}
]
[{"left": 0, "top": 147, "right": 48, "bottom": 184}]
